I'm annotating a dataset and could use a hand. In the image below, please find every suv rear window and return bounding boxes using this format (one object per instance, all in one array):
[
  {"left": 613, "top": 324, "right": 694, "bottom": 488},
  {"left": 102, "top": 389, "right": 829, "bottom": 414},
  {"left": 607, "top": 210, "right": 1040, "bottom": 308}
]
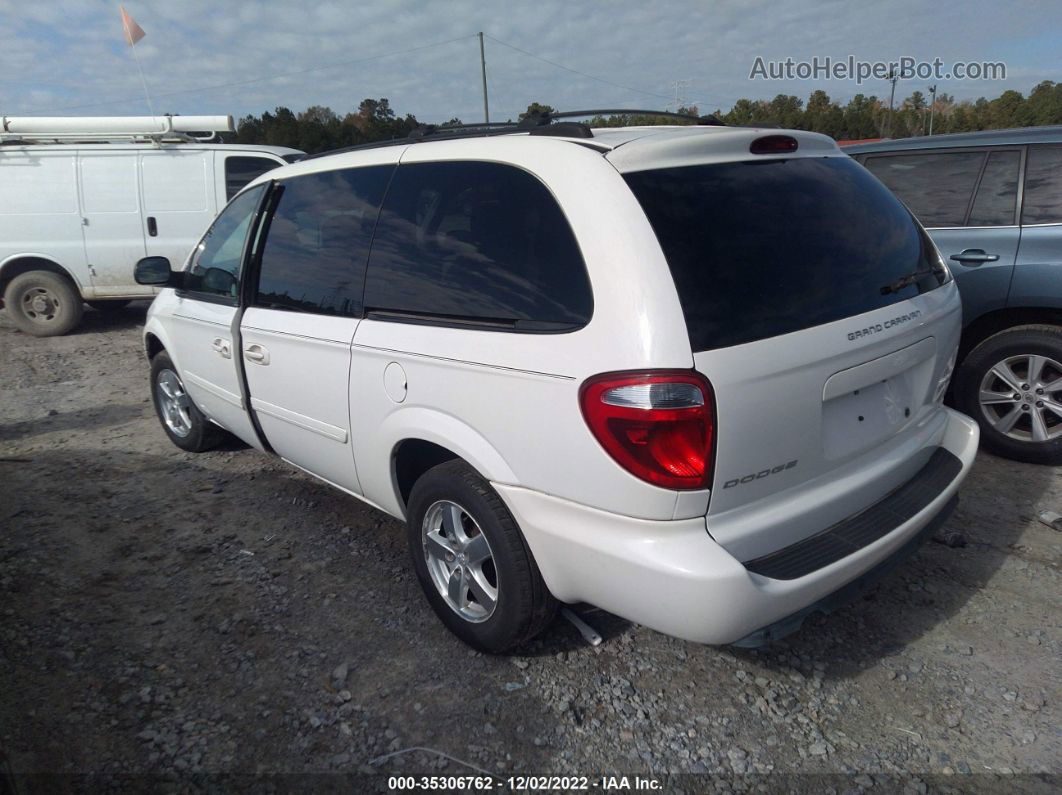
[
  {"left": 624, "top": 156, "right": 946, "bottom": 352},
  {"left": 363, "top": 161, "right": 592, "bottom": 331}
]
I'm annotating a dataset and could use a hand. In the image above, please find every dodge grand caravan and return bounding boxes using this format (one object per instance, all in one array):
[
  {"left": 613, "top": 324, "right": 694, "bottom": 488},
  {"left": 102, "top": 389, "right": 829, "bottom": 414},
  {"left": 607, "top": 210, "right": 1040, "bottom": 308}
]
[{"left": 136, "top": 114, "right": 979, "bottom": 652}]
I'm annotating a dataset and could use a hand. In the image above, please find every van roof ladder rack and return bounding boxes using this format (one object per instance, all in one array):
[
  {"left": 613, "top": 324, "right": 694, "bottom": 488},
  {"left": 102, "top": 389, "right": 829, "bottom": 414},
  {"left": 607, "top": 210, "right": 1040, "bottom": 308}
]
[{"left": 0, "top": 114, "right": 235, "bottom": 146}]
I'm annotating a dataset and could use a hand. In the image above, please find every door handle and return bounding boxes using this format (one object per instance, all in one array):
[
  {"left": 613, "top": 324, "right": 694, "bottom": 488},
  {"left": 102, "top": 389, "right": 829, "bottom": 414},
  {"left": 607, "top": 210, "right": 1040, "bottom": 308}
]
[
  {"left": 211, "top": 337, "right": 231, "bottom": 358},
  {"left": 949, "top": 249, "right": 1000, "bottom": 266},
  {"left": 147, "top": 216, "right": 158, "bottom": 237},
  {"left": 244, "top": 344, "right": 270, "bottom": 365}
]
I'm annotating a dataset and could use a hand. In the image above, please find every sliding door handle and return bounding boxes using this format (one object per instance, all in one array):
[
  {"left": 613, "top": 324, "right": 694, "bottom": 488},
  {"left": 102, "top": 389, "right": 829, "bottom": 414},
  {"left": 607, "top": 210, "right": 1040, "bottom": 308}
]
[{"left": 244, "top": 344, "right": 270, "bottom": 365}]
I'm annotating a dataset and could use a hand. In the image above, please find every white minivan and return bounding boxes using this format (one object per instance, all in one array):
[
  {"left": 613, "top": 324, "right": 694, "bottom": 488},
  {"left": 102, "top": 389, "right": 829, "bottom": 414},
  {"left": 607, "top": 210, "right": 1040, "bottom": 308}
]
[
  {"left": 137, "top": 113, "right": 979, "bottom": 652},
  {"left": 0, "top": 115, "right": 300, "bottom": 336}
]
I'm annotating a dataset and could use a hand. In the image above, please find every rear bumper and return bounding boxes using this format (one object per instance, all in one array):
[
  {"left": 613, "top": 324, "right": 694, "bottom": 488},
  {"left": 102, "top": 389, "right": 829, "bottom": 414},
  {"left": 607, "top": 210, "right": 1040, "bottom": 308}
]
[{"left": 495, "top": 407, "right": 978, "bottom": 645}]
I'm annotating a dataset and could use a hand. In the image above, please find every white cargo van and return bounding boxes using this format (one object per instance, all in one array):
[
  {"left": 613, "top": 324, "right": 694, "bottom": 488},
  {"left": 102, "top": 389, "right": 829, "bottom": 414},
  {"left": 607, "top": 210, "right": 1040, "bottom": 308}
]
[{"left": 0, "top": 115, "right": 301, "bottom": 336}]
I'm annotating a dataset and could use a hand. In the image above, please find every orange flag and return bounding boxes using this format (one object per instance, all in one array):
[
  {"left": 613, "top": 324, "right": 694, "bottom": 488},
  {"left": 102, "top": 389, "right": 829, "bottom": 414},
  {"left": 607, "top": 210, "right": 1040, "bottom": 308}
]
[{"left": 120, "top": 5, "right": 146, "bottom": 46}]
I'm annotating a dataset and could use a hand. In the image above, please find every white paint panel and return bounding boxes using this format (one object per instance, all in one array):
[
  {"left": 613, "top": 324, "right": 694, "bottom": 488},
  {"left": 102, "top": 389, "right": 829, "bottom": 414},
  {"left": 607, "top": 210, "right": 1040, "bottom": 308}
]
[
  {"left": 142, "top": 152, "right": 208, "bottom": 212},
  {"left": 0, "top": 151, "right": 78, "bottom": 214},
  {"left": 80, "top": 153, "right": 139, "bottom": 213}
]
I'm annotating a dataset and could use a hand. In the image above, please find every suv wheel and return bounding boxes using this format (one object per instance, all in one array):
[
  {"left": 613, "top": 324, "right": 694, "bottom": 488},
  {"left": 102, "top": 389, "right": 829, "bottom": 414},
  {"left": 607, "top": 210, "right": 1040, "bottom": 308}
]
[
  {"left": 150, "top": 351, "right": 226, "bottom": 452},
  {"left": 3, "top": 271, "right": 84, "bottom": 337},
  {"left": 955, "top": 324, "right": 1062, "bottom": 464},
  {"left": 406, "top": 460, "right": 557, "bottom": 652}
]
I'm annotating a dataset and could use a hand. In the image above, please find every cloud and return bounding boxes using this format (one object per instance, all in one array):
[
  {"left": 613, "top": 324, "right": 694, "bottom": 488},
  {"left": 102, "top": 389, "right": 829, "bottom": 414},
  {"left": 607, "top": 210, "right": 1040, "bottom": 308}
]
[{"left": 0, "top": 0, "right": 1058, "bottom": 122}]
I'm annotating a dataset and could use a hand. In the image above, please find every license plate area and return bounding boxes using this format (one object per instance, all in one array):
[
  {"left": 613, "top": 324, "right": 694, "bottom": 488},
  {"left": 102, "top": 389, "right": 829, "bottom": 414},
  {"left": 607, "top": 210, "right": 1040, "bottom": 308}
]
[{"left": 821, "top": 340, "right": 936, "bottom": 460}]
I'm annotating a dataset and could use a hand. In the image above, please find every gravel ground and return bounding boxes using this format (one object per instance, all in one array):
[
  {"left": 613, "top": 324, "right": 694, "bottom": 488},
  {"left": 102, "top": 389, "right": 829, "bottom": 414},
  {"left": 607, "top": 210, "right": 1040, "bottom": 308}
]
[{"left": 0, "top": 303, "right": 1059, "bottom": 793}]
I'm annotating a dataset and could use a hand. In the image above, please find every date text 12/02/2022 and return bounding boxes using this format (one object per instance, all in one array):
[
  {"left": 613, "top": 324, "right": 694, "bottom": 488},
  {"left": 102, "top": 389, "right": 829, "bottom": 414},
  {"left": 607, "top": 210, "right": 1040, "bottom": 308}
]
[{"left": 386, "top": 775, "right": 662, "bottom": 790}]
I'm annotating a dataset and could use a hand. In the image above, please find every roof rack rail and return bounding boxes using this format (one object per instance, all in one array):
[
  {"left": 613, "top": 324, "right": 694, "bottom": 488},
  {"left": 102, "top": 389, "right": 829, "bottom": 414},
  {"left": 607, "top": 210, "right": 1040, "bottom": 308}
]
[
  {"left": 0, "top": 114, "right": 234, "bottom": 145},
  {"left": 519, "top": 109, "right": 725, "bottom": 127},
  {"left": 300, "top": 107, "right": 723, "bottom": 161}
]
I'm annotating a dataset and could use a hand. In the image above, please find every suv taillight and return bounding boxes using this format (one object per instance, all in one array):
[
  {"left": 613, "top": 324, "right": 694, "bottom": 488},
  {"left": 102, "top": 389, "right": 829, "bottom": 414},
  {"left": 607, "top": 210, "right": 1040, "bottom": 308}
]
[{"left": 580, "top": 370, "right": 715, "bottom": 490}]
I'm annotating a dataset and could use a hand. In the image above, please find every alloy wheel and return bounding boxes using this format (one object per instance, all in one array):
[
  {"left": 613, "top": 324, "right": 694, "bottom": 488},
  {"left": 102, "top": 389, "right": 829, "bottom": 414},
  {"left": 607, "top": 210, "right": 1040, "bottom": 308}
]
[
  {"left": 978, "top": 354, "right": 1062, "bottom": 443},
  {"left": 422, "top": 500, "right": 499, "bottom": 622},
  {"left": 156, "top": 369, "right": 193, "bottom": 438}
]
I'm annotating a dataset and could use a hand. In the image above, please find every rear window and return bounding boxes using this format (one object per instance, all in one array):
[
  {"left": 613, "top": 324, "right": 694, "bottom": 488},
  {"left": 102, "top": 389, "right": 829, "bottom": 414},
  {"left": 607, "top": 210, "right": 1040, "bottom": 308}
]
[{"left": 624, "top": 156, "right": 947, "bottom": 352}]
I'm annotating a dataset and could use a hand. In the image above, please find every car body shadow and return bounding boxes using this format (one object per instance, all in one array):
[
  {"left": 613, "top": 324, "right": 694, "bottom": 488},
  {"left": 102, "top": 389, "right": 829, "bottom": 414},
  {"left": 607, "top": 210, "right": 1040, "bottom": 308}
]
[
  {"left": 0, "top": 403, "right": 145, "bottom": 442},
  {"left": 72, "top": 301, "right": 152, "bottom": 335}
]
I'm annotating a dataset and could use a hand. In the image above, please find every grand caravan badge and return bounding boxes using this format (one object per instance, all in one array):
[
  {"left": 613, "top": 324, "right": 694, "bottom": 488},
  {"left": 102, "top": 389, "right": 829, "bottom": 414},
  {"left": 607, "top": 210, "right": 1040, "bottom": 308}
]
[{"left": 847, "top": 309, "right": 921, "bottom": 341}]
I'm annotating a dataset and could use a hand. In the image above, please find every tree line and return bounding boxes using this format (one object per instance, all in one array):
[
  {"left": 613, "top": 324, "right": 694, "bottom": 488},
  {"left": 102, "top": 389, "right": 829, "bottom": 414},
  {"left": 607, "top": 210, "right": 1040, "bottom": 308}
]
[{"left": 230, "top": 81, "right": 1062, "bottom": 153}]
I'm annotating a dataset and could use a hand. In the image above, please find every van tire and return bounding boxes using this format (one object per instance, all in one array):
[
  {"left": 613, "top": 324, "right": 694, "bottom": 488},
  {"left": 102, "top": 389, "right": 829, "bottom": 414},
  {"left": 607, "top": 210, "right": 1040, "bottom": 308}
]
[
  {"left": 406, "top": 460, "right": 558, "bottom": 653},
  {"left": 150, "top": 351, "right": 226, "bottom": 452},
  {"left": 3, "top": 271, "right": 83, "bottom": 337},
  {"left": 954, "top": 324, "right": 1062, "bottom": 464}
]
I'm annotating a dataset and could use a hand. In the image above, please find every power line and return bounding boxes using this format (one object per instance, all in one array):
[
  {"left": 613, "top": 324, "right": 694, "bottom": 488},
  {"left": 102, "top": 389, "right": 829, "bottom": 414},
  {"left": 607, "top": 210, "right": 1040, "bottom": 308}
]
[
  {"left": 17, "top": 34, "right": 478, "bottom": 115},
  {"left": 483, "top": 34, "right": 673, "bottom": 102}
]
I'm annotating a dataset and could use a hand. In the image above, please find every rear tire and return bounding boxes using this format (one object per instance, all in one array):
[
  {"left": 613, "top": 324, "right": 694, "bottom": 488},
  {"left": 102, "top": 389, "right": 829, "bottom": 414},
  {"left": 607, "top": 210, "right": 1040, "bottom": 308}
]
[
  {"left": 3, "top": 271, "right": 83, "bottom": 337},
  {"left": 954, "top": 324, "right": 1062, "bottom": 464},
  {"left": 407, "top": 460, "right": 557, "bottom": 653},
  {"left": 150, "top": 351, "right": 226, "bottom": 452}
]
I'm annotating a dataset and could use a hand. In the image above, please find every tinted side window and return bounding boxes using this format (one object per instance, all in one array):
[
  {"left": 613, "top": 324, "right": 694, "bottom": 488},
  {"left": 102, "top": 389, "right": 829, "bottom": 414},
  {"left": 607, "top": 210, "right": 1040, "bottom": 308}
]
[
  {"left": 968, "top": 150, "right": 1020, "bottom": 226},
  {"left": 226, "top": 156, "right": 281, "bottom": 200},
  {"left": 254, "top": 166, "right": 393, "bottom": 317},
  {"left": 864, "top": 151, "right": 985, "bottom": 227},
  {"left": 1022, "top": 145, "right": 1062, "bottom": 225},
  {"left": 185, "top": 184, "right": 266, "bottom": 300},
  {"left": 364, "top": 161, "right": 592, "bottom": 331}
]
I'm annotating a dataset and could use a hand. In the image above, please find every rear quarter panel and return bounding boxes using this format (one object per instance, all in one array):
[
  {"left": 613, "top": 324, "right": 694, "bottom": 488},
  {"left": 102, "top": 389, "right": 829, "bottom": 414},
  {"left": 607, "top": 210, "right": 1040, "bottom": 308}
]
[{"left": 348, "top": 137, "right": 703, "bottom": 521}]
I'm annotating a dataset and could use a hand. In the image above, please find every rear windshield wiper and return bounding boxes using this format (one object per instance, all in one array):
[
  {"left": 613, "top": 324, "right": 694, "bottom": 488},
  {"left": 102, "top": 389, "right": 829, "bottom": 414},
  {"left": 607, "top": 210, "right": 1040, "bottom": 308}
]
[{"left": 879, "top": 268, "right": 940, "bottom": 295}]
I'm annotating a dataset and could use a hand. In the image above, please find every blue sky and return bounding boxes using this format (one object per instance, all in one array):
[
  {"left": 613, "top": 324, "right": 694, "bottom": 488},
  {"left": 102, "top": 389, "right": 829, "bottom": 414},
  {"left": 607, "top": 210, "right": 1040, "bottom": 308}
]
[{"left": 1, "top": 0, "right": 1059, "bottom": 123}]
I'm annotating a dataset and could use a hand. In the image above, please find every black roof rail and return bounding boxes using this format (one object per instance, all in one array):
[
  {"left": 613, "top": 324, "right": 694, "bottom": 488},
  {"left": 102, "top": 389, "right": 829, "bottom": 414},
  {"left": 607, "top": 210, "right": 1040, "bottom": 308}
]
[
  {"left": 520, "top": 109, "right": 725, "bottom": 127},
  {"left": 301, "top": 121, "right": 542, "bottom": 160},
  {"left": 300, "top": 108, "right": 721, "bottom": 160}
]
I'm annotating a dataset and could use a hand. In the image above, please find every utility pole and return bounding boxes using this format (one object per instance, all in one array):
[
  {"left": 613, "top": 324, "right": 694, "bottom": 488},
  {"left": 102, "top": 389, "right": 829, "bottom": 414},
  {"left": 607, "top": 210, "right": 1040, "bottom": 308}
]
[
  {"left": 478, "top": 32, "right": 489, "bottom": 124},
  {"left": 670, "top": 79, "right": 691, "bottom": 112},
  {"left": 928, "top": 84, "right": 937, "bottom": 136},
  {"left": 885, "top": 66, "right": 898, "bottom": 138}
]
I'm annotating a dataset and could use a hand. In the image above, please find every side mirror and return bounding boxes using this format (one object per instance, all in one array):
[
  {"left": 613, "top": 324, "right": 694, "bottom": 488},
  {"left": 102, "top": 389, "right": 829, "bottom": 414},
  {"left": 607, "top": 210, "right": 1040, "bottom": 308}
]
[
  {"left": 201, "top": 267, "right": 236, "bottom": 295},
  {"left": 134, "top": 256, "right": 175, "bottom": 286}
]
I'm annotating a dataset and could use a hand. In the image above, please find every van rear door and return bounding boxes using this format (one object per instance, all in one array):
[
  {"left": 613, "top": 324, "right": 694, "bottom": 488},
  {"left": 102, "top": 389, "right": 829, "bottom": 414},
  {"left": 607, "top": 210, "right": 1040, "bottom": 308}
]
[{"left": 623, "top": 152, "right": 961, "bottom": 561}]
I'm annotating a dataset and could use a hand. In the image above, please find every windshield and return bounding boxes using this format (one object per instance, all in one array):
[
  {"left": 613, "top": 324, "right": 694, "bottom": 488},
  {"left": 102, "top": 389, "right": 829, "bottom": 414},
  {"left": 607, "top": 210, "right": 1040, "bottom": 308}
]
[{"left": 624, "top": 156, "right": 948, "bottom": 352}]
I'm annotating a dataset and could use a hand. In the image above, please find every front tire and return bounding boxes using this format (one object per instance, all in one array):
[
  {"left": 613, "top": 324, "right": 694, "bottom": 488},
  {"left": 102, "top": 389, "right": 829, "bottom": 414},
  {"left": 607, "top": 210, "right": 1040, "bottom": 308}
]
[
  {"left": 3, "top": 271, "right": 84, "bottom": 337},
  {"left": 407, "top": 460, "right": 557, "bottom": 653},
  {"left": 954, "top": 324, "right": 1062, "bottom": 464},
  {"left": 150, "top": 351, "right": 226, "bottom": 452}
]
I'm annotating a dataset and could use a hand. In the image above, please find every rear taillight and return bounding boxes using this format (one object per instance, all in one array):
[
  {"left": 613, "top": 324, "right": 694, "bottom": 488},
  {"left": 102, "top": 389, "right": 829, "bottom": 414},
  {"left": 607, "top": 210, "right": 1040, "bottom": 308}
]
[{"left": 580, "top": 371, "right": 715, "bottom": 490}]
